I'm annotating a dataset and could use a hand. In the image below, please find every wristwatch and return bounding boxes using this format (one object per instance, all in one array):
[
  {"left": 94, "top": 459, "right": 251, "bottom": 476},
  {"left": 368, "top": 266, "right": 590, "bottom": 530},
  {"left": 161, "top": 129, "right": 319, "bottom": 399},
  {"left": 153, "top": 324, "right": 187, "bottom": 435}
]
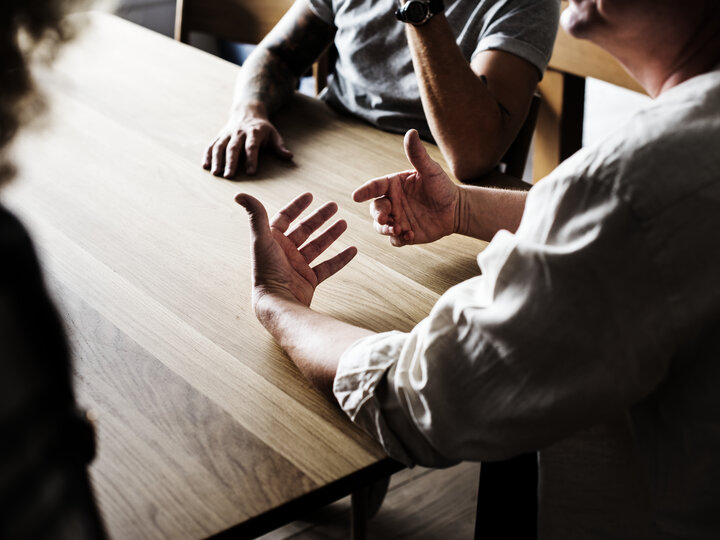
[{"left": 395, "top": 0, "right": 445, "bottom": 26}]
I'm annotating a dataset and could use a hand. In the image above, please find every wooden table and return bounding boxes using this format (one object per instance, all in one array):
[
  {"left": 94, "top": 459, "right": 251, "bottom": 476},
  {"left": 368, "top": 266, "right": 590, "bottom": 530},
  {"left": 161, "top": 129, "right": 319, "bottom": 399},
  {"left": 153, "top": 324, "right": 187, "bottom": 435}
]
[{"left": 4, "top": 13, "right": 488, "bottom": 539}]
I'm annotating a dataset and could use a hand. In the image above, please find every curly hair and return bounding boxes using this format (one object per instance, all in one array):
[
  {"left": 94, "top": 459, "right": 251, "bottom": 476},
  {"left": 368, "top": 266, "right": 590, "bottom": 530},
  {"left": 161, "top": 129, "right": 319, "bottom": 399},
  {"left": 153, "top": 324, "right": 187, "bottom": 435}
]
[{"left": 0, "top": 0, "right": 85, "bottom": 186}]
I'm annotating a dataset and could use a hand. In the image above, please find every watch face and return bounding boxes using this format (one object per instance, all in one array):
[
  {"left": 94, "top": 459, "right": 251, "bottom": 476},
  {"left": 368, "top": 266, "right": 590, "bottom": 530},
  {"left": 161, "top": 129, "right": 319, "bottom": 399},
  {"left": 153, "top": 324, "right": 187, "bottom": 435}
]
[{"left": 406, "top": 1, "right": 429, "bottom": 23}]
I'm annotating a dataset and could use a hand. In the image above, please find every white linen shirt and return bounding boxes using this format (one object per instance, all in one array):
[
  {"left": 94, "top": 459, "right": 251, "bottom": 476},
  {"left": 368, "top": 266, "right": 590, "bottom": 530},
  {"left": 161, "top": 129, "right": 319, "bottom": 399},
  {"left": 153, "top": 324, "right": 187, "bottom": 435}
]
[{"left": 334, "top": 68, "right": 720, "bottom": 536}]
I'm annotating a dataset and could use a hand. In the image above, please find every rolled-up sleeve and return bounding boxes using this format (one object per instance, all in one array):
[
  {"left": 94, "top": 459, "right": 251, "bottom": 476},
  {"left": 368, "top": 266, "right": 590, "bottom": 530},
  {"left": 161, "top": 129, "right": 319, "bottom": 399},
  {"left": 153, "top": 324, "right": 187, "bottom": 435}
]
[
  {"left": 306, "top": 0, "right": 335, "bottom": 25},
  {"left": 334, "top": 164, "right": 675, "bottom": 467}
]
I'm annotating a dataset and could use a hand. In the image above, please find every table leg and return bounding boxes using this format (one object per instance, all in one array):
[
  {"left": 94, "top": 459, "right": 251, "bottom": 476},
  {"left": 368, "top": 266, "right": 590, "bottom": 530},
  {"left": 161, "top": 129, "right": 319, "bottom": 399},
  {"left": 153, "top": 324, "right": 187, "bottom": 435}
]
[
  {"left": 351, "top": 487, "right": 368, "bottom": 540},
  {"left": 350, "top": 475, "right": 391, "bottom": 540},
  {"left": 474, "top": 452, "right": 539, "bottom": 539}
]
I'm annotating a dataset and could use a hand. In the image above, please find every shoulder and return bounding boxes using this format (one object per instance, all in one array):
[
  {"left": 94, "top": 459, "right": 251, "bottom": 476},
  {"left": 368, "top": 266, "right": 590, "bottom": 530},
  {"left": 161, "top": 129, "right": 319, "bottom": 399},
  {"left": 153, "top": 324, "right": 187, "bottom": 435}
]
[
  {"left": 0, "top": 203, "right": 37, "bottom": 275},
  {"left": 541, "top": 71, "right": 720, "bottom": 222},
  {"left": 462, "top": 0, "right": 560, "bottom": 74},
  {"left": 0, "top": 203, "right": 43, "bottom": 304},
  {"left": 0, "top": 203, "right": 66, "bottom": 355},
  {"left": 471, "top": 0, "right": 561, "bottom": 26}
]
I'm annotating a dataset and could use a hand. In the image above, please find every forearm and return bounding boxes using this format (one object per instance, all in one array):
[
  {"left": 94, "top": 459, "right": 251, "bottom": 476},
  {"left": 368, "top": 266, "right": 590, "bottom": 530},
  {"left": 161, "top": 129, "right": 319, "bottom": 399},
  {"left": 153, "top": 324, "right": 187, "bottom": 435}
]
[
  {"left": 230, "top": 0, "right": 335, "bottom": 118},
  {"left": 455, "top": 182, "right": 527, "bottom": 241},
  {"left": 255, "top": 294, "right": 375, "bottom": 399},
  {"left": 406, "top": 17, "right": 506, "bottom": 179},
  {"left": 231, "top": 47, "right": 298, "bottom": 119}
]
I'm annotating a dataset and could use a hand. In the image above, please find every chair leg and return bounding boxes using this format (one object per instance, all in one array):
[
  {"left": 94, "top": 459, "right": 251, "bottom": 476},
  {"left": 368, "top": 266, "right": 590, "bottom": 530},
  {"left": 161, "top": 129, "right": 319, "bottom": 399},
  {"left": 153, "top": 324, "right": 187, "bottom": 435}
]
[{"left": 474, "top": 452, "right": 539, "bottom": 539}]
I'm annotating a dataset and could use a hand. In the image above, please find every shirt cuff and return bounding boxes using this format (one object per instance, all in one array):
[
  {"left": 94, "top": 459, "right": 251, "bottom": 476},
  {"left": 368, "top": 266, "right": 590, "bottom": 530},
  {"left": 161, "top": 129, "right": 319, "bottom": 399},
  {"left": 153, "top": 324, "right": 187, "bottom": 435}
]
[
  {"left": 333, "top": 331, "right": 415, "bottom": 465},
  {"left": 306, "top": 0, "right": 335, "bottom": 26}
]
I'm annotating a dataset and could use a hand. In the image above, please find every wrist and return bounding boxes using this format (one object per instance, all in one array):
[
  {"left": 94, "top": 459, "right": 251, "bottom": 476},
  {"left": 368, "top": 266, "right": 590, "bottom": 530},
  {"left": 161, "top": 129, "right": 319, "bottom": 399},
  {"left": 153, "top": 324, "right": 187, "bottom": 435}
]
[
  {"left": 453, "top": 186, "right": 470, "bottom": 236},
  {"left": 232, "top": 100, "right": 269, "bottom": 122},
  {"left": 252, "top": 287, "right": 301, "bottom": 327}
]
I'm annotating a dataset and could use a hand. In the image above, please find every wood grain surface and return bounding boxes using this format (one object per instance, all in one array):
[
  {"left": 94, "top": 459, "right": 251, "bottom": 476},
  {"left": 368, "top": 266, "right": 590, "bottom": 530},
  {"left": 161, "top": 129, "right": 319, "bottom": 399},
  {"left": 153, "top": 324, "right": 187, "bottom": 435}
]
[{"left": 3, "top": 13, "right": 488, "bottom": 539}]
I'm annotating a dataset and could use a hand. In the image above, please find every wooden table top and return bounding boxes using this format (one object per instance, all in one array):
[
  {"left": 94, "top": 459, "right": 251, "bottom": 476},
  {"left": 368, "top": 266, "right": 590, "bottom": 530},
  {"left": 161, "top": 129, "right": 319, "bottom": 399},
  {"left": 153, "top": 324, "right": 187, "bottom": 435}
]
[{"left": 4, "top": 12, "right": 488, "bottom": 539}]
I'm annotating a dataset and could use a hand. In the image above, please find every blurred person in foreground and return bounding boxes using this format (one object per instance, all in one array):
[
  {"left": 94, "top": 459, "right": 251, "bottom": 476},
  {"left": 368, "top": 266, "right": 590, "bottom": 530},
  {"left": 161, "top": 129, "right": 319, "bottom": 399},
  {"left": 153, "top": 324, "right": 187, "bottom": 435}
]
[
  {"left": 236, "top": 0, "right": 720, "bottom": 536},
  {"left": 0, "top": 1, "right": 105, "bottom": 538}
]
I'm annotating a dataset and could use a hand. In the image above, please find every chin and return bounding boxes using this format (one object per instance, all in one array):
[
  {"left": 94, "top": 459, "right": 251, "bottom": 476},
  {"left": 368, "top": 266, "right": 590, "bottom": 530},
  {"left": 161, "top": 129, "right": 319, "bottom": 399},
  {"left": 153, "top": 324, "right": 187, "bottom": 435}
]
[{"left": 561, "top": 0, "right": 598, "bottom": 38}]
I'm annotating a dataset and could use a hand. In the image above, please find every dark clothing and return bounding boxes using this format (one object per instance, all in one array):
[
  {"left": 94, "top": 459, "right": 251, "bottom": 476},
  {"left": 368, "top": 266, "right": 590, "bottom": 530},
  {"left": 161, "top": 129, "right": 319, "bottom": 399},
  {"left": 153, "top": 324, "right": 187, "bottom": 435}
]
[{"left": 0, "top": 203, "right": 105, "bottom": 539}]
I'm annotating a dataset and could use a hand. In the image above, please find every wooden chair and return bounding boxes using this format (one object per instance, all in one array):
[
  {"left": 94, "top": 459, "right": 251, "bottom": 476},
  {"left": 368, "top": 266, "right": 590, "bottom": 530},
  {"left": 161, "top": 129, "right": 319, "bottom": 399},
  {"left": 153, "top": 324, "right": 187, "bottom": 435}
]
[
  {"left": 174, "top": 0, "right": 331, "bottom": 95},
  {"left": 175, "top": 0, "right": 292, "bottom": 46},
  {"left": 501, "top": 93, "right": 541, "bottom": 179},
  {"left": 532, "top": 1, "right": 647, "bottom": 181}
]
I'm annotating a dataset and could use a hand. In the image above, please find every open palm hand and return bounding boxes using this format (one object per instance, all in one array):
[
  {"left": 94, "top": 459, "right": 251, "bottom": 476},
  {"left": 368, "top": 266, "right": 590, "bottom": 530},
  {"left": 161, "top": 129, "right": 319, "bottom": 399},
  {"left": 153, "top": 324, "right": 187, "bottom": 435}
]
[{"left": 236, "top": 192, "right": 356, "bottom": 308}]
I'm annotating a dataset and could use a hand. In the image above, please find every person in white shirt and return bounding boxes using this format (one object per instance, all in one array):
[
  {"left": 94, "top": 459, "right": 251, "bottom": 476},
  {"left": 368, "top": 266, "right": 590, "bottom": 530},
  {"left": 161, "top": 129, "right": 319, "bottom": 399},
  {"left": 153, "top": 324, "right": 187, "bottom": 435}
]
[{"left": 235, "top": 0, "right": 720, "bottom": 536}]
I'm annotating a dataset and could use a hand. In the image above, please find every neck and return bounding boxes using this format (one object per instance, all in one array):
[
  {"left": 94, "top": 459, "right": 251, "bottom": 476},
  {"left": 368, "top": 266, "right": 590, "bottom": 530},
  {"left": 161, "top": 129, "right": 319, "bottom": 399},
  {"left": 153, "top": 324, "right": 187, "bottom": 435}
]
[
  {"left": 609, "top": 5, "right": 720, "bottom": 97},
  {"left": 654, "top": 17, "right": 720, "bottom": 96}
]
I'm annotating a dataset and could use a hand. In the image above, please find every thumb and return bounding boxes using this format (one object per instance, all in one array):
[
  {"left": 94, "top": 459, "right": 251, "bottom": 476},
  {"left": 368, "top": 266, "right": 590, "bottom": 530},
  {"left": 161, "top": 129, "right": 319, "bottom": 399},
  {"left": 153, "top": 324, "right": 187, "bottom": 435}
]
[
  {"left": 404, "top": 129, "right": 437, "bottom": 174},
  {"left": 235, "top": 193, "right": 271, "bottom": 238}
]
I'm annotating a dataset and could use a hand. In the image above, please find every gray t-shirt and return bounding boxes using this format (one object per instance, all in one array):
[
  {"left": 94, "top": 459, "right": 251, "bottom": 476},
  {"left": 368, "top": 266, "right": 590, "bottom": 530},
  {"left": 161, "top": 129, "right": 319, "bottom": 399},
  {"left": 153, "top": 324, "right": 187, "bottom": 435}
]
[{"left": 307, "top": 0, "right": 560, "bottom": 138}]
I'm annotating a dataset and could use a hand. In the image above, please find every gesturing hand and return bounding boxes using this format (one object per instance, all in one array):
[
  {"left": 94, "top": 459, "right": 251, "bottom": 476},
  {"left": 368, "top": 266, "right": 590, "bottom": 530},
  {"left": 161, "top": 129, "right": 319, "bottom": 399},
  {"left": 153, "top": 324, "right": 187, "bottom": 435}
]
[
  {"left": 235, "top": 192, "right": 357, "bottom": 308},
  {"left": 204, "top": 108, "right": 294, "bottom": 178},
  {"left": 352, "top": 129, "right": 459, "bottom": 246}
]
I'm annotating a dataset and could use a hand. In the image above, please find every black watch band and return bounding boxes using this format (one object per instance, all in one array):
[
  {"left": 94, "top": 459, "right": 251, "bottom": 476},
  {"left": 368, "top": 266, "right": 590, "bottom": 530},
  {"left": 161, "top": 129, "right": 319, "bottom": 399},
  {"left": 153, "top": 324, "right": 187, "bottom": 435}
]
[{"left": 395, "top": 0, "right": 445, "bottom": 26}]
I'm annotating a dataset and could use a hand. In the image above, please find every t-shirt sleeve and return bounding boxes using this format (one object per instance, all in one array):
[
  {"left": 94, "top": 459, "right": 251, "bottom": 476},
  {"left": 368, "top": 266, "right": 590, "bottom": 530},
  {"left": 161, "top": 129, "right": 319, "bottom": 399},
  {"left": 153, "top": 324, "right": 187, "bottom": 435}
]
[
  {"left": 306, "top": 0, "right": 335, "bottom": 25},
  {"left": 333, "top": 163, "right": 674, "bottom": 467},
  {"left": 473, "top": 0, "right": 561, "bottom": 77}
]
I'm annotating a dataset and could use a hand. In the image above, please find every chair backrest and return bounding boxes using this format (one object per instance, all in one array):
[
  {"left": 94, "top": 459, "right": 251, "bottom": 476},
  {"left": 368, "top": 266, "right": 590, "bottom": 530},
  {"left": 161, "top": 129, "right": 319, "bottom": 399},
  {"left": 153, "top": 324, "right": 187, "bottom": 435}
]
[
  {"left": 174, "top": 0, "right": 294, "bottom": 44},
  {"left": 174, "top": 0, "right": 331, "bottom": 93},
  {"left": 501, "top": 93, "right": 541, "bottom": 179}
]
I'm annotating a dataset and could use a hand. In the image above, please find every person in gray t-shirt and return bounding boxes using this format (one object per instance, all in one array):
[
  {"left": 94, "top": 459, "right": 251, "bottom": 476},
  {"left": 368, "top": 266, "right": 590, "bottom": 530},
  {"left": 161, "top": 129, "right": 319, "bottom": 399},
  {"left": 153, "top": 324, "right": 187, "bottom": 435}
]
[{"left": 204, "top": 0, "right": 559, "bottom": 182}]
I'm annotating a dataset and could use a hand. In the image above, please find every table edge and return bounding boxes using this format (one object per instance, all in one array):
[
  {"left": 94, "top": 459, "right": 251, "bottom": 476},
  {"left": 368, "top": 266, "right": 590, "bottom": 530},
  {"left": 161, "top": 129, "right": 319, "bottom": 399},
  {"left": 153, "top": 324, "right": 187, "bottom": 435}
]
[{"left": 208, "top": 458, "right": 405, "bottom": 539}]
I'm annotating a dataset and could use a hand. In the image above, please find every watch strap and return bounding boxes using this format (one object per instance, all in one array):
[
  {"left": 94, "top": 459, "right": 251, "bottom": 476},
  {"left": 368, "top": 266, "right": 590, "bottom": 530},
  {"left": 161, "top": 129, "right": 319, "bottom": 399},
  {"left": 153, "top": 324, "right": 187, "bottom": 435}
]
[
  {"left": 395, "top": 0, "right": 445, "bottom": 25},
  {"left": 427, "top": 0, "right": 444, "bottom": 15}
]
